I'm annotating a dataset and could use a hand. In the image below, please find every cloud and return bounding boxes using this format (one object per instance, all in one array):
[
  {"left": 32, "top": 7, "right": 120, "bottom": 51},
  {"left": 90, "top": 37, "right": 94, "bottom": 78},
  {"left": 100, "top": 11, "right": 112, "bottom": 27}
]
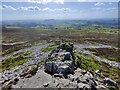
[
  {"left": 94, "top": 2, "right": 105, "bottom": 6},
  {"left": 18, "top": 6, "right": 41, "bottom": 11},
  {"left": 18, "top": 7, "right": 28, "bottom": 10},
  {"left": 2, "top": 5, "right": 72, "bottom": 12},
  {"left": 2, "top": 5, "right": 16, "bottom": 10},
  {"left": 58, "top": 8, "right": 71, "bottom": 12},
  {"left": 43, "top": 7, "right": 51, "bottom": 11},
  {"left": 28, "top": 0, "right": 64, "bottom": 4},
  {"left": 42, "top": 7, "right": 71, "bottom": 12},
  {"left": 27, "top": 6, "right": 41, "bottom": 10}
]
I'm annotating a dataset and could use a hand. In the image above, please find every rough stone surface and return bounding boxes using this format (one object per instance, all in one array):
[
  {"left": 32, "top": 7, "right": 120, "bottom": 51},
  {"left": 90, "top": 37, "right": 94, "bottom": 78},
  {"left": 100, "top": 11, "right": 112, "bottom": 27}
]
[
  {"left": 103, "top": 78, "right": 117, "bottom": 87},
  {"left": 44, "top": 61, "right": 75, "bottom": 75},
  {"left": 44, "top": 43, "right": 76, "bottom": 76},
  {"left": 1, "top": 43, "right": 119, "bottom": 89},
  {"left": 20, "top": 65, "right": 38, "bottom": 77}
]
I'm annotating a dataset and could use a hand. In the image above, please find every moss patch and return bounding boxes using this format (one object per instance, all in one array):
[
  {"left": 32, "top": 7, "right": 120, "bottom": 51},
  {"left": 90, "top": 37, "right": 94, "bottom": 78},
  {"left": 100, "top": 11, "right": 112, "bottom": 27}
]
[
  {"left": 107, "top": 86, "right": 119, "bottom": 90},
  {"left": 74, "top": 52, "right": 120, "bottom": 83},
  {"left": 13, "top": 49, "right": 33, "bottom": 57},
  {"left": 0, "top": 55, "right": 32, "bottom": 72},
  {"left": 23, "top": 49, "right": 33, "bottom": 56},
  {"left": 42, "top": 45, "right": 57, "bottom": 52}
]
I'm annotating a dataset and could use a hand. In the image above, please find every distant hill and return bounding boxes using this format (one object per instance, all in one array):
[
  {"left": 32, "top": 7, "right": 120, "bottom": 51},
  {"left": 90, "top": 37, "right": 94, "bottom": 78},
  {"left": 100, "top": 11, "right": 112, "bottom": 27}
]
[{"left": 2, "top": 19, "right": 118, "bottom": 28}]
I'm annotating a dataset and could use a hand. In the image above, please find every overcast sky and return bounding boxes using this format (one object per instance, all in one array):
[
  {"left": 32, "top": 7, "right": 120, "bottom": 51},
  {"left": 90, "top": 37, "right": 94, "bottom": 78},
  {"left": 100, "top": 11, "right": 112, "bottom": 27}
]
[{"left": 1, "top": 0, "right": 118, "bottom": 21}]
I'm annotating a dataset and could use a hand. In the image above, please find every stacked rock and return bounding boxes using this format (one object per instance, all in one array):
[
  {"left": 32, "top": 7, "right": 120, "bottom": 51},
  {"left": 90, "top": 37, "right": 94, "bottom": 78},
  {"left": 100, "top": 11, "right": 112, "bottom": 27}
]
[{"left": 44, "top": 43, "right": 76, "bottom": 76}]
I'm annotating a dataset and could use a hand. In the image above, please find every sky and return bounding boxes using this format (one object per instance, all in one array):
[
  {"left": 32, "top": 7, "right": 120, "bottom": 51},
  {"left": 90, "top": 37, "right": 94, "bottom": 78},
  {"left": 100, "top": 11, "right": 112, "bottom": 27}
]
[{"left": 1, "top": 0, "right": 118, "bottom": 21}]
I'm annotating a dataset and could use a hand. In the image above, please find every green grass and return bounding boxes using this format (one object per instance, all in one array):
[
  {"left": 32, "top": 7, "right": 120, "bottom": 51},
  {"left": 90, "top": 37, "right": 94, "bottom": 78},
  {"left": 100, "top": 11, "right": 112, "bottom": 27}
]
[
  {"left": 74, "top": 52, "right": 120, "bottom": 83},
  {"left": 0, "top": 55, "right": 32, "bottom": 72},
  {"left": 13, "top": 52, "right": 23, "bottom": 57},
  {"left": 107, "top": 86, "right": 119, "bottom": 90},
  {"left": 23, "top": 49, "right": 33, "bottom": 56},
  {"left": 13, "top": 49, "right": 33, "bottom": 57},
  {"left": 74, "top": 52, "right": 102, "bottom": 71},
  {"left": 37, "top": 59, "right": 46, "bottom": 66},
  {"left": 42, "top": 45, "right": 57, "bottom": 52}
]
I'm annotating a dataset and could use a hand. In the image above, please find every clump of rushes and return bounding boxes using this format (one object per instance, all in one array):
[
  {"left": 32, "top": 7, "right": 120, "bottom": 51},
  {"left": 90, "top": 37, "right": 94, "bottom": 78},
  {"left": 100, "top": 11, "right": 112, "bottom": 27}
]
[{"left": 42, "top": 45, "right": 57, "bottom": 52}]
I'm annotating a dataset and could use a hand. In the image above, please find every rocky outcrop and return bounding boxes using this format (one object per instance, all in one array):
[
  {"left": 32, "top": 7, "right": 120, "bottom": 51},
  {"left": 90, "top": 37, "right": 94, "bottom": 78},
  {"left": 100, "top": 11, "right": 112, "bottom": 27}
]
[
  {"left": 1, "top": 43, "right": 119, "bottom": 90},
  {"left": 1, "top": 77, "right": 19, "bottom": 90},
  {"left": 20, "top": 65, "right": 38, "bottom": 77},
  {"left": 103, "top": 78, "right": 117, "bottom": 87},
  {"left": 54, "top": 40, "right": 62, "bottom": 45},
  {"left": 43, "top": 43, "right": 118, "bottom": 89},
  {"left": 44, "top": 43, "right": 76, "bottom": 76},
  {"left": 45, "top": 61, "right": 75, "bottom": 76}
]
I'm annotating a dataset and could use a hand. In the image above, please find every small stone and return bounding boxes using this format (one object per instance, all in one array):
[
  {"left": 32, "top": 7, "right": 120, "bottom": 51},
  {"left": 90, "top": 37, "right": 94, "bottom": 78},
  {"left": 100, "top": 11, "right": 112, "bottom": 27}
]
[
  {"left": 43, "top": 82, "right": 49, "bottom": 87},
  {"left": 25, "top": 74, "right": 32, "bottom": 78},
  {"left": 95, "top": 70, "right": 100, "bottom": 73},
  {"left": 2, "top": 75, "right": 9, "bottom": 81},
  {"left": 56, "top": 82, "right": 60, "bottom": 87},
  {"left": 0, "top": 80, "right": 5, "bottom": 84},
  {"left": 96, "top": 85, "right": 108, "bottom": 89},
  {"left": 81, "top": 70, "right": 87, "bottom": 75},
  {"left": 54, "top": 74, "right": 63, "bottom": 78},
  {"left": 13, "top": 78, "right": 19, "bottom": 85},
  {"left": 77, "top": 83, "right": 90, "bottom": 89}
]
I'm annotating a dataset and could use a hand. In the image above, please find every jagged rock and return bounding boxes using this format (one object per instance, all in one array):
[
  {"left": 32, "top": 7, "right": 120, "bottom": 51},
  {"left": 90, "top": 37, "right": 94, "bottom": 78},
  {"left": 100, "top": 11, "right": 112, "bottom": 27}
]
[
  {"left": 44, "top": 61, "right": 75, "bottom": 75},
  {"left": 54, "top": 40, "right": 62, "bottom": 45},
  {"left": 0, "top": 74, "right": 6, "bottom": 84},
  {"left": 55, "top": 82, "right": 60, "bottom": 87},
  {"left": 12, "top": 78, "right": 19, "bottom": 85},
  {"left": 58, "top": 51, "right": 72, "bottom": 61},
  {"left": 103, "top": 78, "right": 117, "bottom": 87},
  {"left": 68, "top": 68, "right": 97, "bottom": 89},
  {"left": 68, "top": 74, "right": 79, "bottom": 82},
  {"left": 58, "top": 43, "right": 74, "bottom": 53},
  {"left": 49, "top": 51, "right": 72, "bottom": 61},
  {"left": 2, "top": 75, "right": 9, "bottom": 81},
  {"left": 1, "top": 77, "right": 19, "bottom": 90},
  {"left": 96, "top": 85, "right": 109, "bottom": 90},
  {"left": 77, "top": 83, "right": 91, "bottom": 89},
  {"left": 72, "top": 81, "right": 78, "bottom": 88},
  {"left": 0, "top": 80, "right": 5, "bottom": 85},
  {"left": 95, "top": 70, "right": 100, "bottom": 74},
  {"left": 44, "top": 43, "right": 76, "bottom": 76},
  {"left": 54, "top": 74, "right": 63, "bottom": 78},
  {"left": 84, "top": 72, "right": 94, "bottom": 80},
  {"left": 20, "top": 65, "right": 38, "bottom": 77},
  {"left": 48, "top": 43, "right": 74, "bottom": 60},
  {"left": 25, "top": 74, "right": 32, "bottom": 78}
]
